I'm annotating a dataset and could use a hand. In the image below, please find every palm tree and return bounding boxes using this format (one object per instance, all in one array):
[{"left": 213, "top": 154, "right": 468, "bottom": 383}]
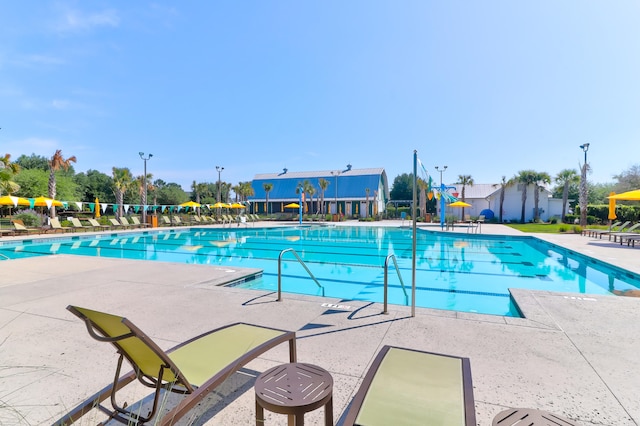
[
  {"left": 231, "top": 184, "right": 241, "bottom": 202},
  {"left": 0, "top": 153, "right": 21, "bottom": 195},
  {"left": 48, "top": 150, "right": 76, "bottom": 218},
  {"left": 112, "top": 167, "right": 133, "bottom": 219},
  {"left": 516, "top": 170, "right": 537, "bottom": 223},
  {"left": 302, "top": 180, "right": 315, "bottom": 214},
  {"left": 318, "top": 178, "right": 329, "bottom": 215},
  {"left": 137, "top": 172, "right": 154, "bottom": 213},
  {"left": 190, "top": 181, "right": 209, "bottom": 215},
  {"left": 238, "top": 181, "right": 254, "bottom": 203},
  {"left": 455, "top": 175, "right": 474, "bottom": 220},
  {"left": 555, "top": 169, "right": 579, "bottom": 222},
  {"left": 263, "top": 182, "right": 273, "bottom": 215},
  {"left": 495, "top": 176, "right": 513, "bottom": 223},
  {"left": 365, "top": 188, "right": 370, "bottom": 218},
  {"left": 533, "top": 172, "right": 551, "bottom": 222}
]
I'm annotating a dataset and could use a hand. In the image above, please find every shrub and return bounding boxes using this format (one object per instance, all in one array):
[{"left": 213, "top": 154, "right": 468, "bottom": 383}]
[
  {"left": 549, "top": 216, "right": 558, "bottom": 224},
  {"left": 572, "top": 225, "right": 582, "bottom": 234},
  {"left": 14, "top": 210, "right": 44, "bottom": 227},
  {"left": 558, "top": 225, "right": 569, "bottom": 233},
  {"left": 564, "top": 214, "right": 577, "bottom": 224}
]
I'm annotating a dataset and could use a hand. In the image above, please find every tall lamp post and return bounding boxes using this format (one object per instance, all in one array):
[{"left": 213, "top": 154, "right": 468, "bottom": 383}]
[
  {"left": 139, "top": 152, "right": 152, "bottom": 224},
  {"left": 579, "top": 143, "right": 590, "bottom": 227},
  {"left": 435, "top": 165, "right": 448, "bottom": 230},
  {"left": 216, "top": 166, "right": 224, "bottom": 204}
]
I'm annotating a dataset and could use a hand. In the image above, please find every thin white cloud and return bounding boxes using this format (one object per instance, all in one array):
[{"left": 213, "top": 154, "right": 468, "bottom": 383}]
[
  {"left": 5, "top": 137, "right": 59, "bottom": 154},
  {"left": 26, "top": 54, "right": 65, "bottom": 66},
  {"left": 55, "top": 8, "right": 120, "bottom": 33},
  {"left": 51, "top": 99, "right": 72, "bottom": 110}
]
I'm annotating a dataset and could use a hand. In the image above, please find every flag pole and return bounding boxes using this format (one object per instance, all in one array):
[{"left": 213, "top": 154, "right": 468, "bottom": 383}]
[{"left": 411, "top": 150, "right": 417, "bottom": 317}]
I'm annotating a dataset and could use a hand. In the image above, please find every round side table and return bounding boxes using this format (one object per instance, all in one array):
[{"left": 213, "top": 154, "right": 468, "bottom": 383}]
[
  {"left": 493, "top": 407, "right": 577, "bottom": 426},
  {"left": 255, "top": 362, "right": 333, "bottom": 426}
]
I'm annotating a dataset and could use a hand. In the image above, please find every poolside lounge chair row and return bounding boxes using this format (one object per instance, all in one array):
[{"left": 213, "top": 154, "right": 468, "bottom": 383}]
[{"left": 582, "top": 221, "right": 640, "bottom": 248}]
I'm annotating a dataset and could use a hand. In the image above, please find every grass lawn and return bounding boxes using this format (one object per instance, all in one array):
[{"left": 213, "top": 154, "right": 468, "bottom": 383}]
[{"left": 505, "top": 223, "right": 584, "bottom": 233}]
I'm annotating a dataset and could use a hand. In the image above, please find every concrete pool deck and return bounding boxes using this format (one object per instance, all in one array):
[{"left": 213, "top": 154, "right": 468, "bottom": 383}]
[{"left": 1, "top": 221, "right": 639, "bottom": 425}]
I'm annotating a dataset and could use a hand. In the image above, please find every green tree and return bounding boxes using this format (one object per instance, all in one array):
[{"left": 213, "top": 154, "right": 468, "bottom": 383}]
[
  {"left": 318, "top": 178, "right": 329, "bottom": 215},
  {"left": 48, "top": 150, "right": 77, "bottom": 218},
  {"left": 112, "top": 167, "right": 133, "bottom": 218},
  {"left": 554, "top": 169, "right": 579, "bottom": 221},
  {"left": 190, "top": 181, "right": 211, "bottom": 215},
  {"left": 14, "top": 153, "right": 48, "bottom": 171},
  {"left": 74, "top": 169, "right": 115, "bottom": 203},
  {"left": 515, "top": 170, "right": 537, "bottom": 223},
  {"left": 496, "top": 176, "right": 513, "bottom": 223},
  {"left": 0, "top": 153, "right": 21, "bottom": 195},
  {"left": 455, "top": 175, "right": 474, "bottom": 219},
  {"left": 155, "top": 182, "right": 188, "bottom": 205},
  {"left": 14, "top": 168, "right": 48, "bottom": 197},
  {"left": 390, "top": 173, "right": 413, "bottom": 200},
  {"left": 302, "top": 180, "right": 315, "bottom": 214},
  {"left": 533, "top": 171, "right": 551, "bottom": 222},
  {"left": 263, "top": 182, "right": 273, "bottom": 215}
]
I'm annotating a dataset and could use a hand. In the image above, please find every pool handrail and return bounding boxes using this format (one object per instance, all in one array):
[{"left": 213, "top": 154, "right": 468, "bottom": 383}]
[
  {"left": 277, "top": 248, "right": 325, "bottom": 301},
  {"left": 383, "top": 254, "right": 408, "bottom": 314}
]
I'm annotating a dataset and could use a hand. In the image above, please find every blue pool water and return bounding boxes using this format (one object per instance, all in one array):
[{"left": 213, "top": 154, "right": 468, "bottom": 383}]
[{"left": 1, "top": 226, "right": 638, "bottom": 317}]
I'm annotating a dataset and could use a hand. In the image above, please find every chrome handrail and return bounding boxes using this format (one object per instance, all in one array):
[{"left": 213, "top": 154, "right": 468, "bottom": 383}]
[
  {"left": 383, "top": 254, "right": 408, "bottom": 314},
  {"left": 277, "top": 248, "right": 324, "bottom": 301}
]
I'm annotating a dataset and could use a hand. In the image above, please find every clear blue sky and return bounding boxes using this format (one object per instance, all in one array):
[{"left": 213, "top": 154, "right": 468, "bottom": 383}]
[{"left": 1, "top": 1, "right": 638, "bottom": 191}]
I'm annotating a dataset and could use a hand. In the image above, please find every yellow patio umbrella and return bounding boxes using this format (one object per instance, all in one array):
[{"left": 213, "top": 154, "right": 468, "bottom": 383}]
[
  {"left": 448, "top": 201, "right": 472, "bottom": 208},
  {"left": 284, "top": 203, "right": 300, "bottom": 209},
  {"left": 0, "top": 195, "right": 31, "bottom": 207},
  {"left": 211, "top": 202, "right": 227, "bottom": 208},
  {"left": 607, "top": 189, "right": 640, "bottom": 200},
  {"left": 608, "top": 192, "right": 617, "bottom": 220},
  {"left": 229, "top": 203, "right": 245, "bottom": 209},
  {"left": 95, "top": 197, "right": 101, "bottom": 218},
  {"left": 32, "top": 196, "right": 63, "bottom": 208},
  {"left": 180, "top": 201, "right": 201, "bottom": 208}
]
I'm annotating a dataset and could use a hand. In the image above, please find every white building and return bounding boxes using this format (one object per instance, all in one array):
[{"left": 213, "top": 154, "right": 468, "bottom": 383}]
[{"left": 445, "top": 183, "right": 566, "bottom": 222}]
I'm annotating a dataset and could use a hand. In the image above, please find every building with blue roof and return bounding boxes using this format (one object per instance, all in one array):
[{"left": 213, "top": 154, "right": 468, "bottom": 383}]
[{"left": 249, "top": 165, "right": 389, "bottom": 217}]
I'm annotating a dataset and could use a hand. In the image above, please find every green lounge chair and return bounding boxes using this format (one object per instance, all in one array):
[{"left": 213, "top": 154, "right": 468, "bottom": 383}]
[
  {"left": 131, "top": 216, "right": 151, "bottom": 227},
  {"left": 119, "top": 216, "right": 137, "bottom": 228},
  {"left": 70, "top": 217, "right": 92, "bottom": 231},
  {"left": 343, "top": 345, "right": 476, "bottom": 426},
  {"left": 48, "top": 217, "right": 69, "bottom": 233},
  {"left": 587, "top": 221, "right": 629, "bottom": 238},
  {"left": 609, "top": 222, "right": 640, "bottom": 242},
  {"left": 108, "top": 218, "right": 124, "bottom": 229},
  {"left": 55, "top": 305, "right": 296, "bottom": 426},
  {"left": 87, "top": 218, "right": 111, "bottom": 231},
  {"left": 11, "top": 219, "right": 43, "bottom": 235}
]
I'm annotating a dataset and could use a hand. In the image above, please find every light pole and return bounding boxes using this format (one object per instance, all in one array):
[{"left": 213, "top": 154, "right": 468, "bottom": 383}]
[
  {"left": 435, "top": 165, "right": 448, "bottom": 230},
  {"left": 216, "top": 166, "right": 224, "bottom": 204},
  {"left": 331, "top": 170, "right": 341, "bottom": 217},
  {"left": 139, "top": 152, "right": 152, "bottom": 224},
  {"left": 579, "top": 143, "right": 590, "bottom": 227}
]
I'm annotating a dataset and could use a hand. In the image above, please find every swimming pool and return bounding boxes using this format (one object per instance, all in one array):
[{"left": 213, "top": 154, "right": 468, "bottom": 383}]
[{"left": 1, "top": 226, "right": 638, "bottom": 317}]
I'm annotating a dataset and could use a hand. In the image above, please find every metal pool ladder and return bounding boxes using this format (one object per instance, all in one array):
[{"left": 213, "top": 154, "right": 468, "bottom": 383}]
[
  {"left": 383, "top": 254, "right": 408, "bottom": 314},
  {"left": 277, "top": 248, "right": 324, "bottom": 301}
]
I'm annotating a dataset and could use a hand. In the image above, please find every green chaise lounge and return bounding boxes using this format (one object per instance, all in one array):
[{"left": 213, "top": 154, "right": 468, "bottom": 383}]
[
  {"left": 343, "top": 345, "right": 476, "bottom": 426},
  {"left": 54, "top": 305, "right": 296, "bottom": 426}
]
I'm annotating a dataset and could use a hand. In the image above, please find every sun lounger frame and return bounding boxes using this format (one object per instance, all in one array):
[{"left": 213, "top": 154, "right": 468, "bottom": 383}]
[
  {"left": 55, "top": 306, "right": 297, "bottom": 426},
  {"left": 343, "top": 345, "right": 476, "bottom": 426}
]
